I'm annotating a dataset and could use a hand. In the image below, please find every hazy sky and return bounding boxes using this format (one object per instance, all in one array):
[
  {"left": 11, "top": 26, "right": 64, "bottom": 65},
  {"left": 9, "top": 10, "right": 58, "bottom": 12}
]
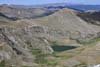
[{"left": 0, "top": 0, "right": 100, "bottom": 5}]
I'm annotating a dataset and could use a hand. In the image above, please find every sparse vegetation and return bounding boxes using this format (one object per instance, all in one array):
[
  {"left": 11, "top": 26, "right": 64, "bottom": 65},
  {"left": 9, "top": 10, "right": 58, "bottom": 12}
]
[
  {"left": 35, "top": 53, "right": 58, "bottom": 66},
  {"left": 52, "top": 52, "right": 73, "bottom": 59},
  {"left": 77, "top": 37, "right": 100, "bottom": 45},
  {"left": 31, "top": 48, "right": 58, "bottom": 66},
  {"left": 50, "top": 41, "right": 60, "bottom": 46},
  {"left": 31, "top": 48, "right": 42, "bottom": 55},
  {"left": 73, "top": 62, "right": 87, "bottom": 67},
  {"left": 0, "top": 60, "right": 5, "bottom": 67},
  {"left": 21, "top": 66, "right": 29, "bottom": 67},
  {"left": 21, "top": 66, "right": 35, "bottom": 67},
  {"left": 35, "top": 54, "right": 47, "bottom": 64}
]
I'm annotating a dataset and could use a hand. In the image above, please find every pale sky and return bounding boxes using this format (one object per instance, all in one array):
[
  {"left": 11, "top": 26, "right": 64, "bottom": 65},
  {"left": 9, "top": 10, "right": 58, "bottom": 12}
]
[{"left": 0, "top": 0, "right": 100, "bottom": 5}]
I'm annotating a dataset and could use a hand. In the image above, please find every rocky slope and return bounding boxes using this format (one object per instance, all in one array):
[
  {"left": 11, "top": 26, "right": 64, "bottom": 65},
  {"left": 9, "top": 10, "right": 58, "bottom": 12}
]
[
  {"left": 0, "top": 5, "right": 53, "bottom": 19},
  {"left": 0, "top": 12, "right": 17, "bottom": 22},
  {"left": 78, "top": 11, "right": 100, "bottom": 25},
  {"left": 0, "top": 20, "right": 56, "bottom": 66},
  {"left": 30, "top": 8, "right": 100, "bottom": 41},
  {"left": 0, "top": 7, "right": 100, "bottom": 67}
]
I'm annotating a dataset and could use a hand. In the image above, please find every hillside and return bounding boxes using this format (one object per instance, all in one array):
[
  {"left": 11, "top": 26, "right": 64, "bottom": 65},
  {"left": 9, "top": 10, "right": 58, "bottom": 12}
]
[
  {"left": 0, "top": 5, "right": 54, "bottom": 19},
  {"left": 78, "top": 11, "right": 100, "bottom": 25},
  {"left": 30, "top": 8, "right": 100, "bottom": 40},
  {"left": 0, "top": 7, "right": 100, "bottom": 67},
  {"left": 0, "top": 12, "right": 17, "bottom": 22}
]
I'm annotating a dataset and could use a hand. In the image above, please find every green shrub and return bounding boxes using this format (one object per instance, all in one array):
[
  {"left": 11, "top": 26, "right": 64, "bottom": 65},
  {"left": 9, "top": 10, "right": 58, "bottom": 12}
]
[
  {"left": 46, "top": 60, "right": 57, "bottom": 66},
  {"left": 31, "top": 49, "right": 42, "bottom": 55},
  {"left": 35, "top": 54, "right": 47, "bottom": 64},
  {"left": 34, "top": 51, "right": 58, "bottom": 66},
  {"left": 0, "top": 60, "right": 5, "bottom": 67},
  {"left": 31, "top": 48, "right": 58, "bottom": 66}
]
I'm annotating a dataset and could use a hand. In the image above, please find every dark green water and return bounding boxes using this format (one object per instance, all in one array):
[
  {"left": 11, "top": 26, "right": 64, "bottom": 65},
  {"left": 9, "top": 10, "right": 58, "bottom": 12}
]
[{"left": 51, "top": 45, "right": 77, "bottom": 52}]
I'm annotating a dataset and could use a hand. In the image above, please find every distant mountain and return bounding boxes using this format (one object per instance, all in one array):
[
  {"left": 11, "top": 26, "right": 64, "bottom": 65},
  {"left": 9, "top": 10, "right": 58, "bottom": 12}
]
[
  {"left": 0, "top": 5, "right": 54, "bottom": 19},
  {"left": 0, "top": 3, "right": 100, "bottom": 21},
  {"left": 1, "top": 3, "right": 100, "bottom": 11},
  {"left": 44, "top": 4, "right": 100, "bottom": 11},
  {"left": 67, "top": 5, "right": 100, "bottom": 11}
]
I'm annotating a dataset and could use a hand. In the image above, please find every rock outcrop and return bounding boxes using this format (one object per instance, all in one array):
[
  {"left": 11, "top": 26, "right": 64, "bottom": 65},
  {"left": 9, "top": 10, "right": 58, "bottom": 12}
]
[{"left": 0, "top": 25, "right": 54, "bottom": 66}]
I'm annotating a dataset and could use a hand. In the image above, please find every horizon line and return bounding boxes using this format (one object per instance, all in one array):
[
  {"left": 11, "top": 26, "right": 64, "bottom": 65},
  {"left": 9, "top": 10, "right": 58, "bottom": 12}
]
[{"left": 0, "top": 2, "right": 100, "bottom": 6}]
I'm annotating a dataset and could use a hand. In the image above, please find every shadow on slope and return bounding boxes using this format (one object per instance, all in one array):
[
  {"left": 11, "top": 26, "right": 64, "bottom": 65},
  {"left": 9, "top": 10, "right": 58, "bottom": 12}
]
[
  {"left": 77, "top": 11, "right": 100, "bottom": 26},
  {"left": 0, "top": 12, "right": 18, "bottom": 21}
]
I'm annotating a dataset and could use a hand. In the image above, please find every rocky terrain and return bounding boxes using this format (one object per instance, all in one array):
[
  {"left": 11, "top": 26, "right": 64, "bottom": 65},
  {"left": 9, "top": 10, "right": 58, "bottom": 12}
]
[
  {"left": 0, "top": 4, "right": 100, "bottom": 67},
  {"left": 78, "top": 11, "right": 100, "bottom": 25},
  {"left": 0, "top": 5, "right": 55, "bottom": 20}
]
